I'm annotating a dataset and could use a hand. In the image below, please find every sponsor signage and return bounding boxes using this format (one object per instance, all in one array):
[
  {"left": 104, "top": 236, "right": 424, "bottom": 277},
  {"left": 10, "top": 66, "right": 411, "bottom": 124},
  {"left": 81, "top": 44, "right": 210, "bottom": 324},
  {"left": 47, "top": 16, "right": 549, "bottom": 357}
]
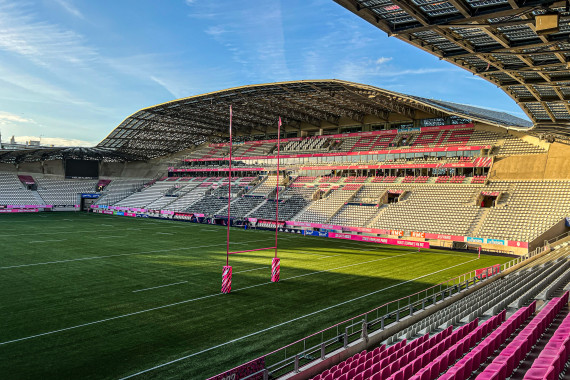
[
  {"left": 411, "top": 231, "right": 425, "bottom": 238},
  {"left": 466, "top": 237, "right": 485, "bottom": 244},
  {"left": 304, "top": 230, "right": 329, "bottom": 237},
  {"left": 208, "top": 124, "right": 474, "bottom": 148},
  {"left": 481, "top": 191, "right": 500, "bottom": 196},
  {"left": 182, "top": 144, "right": 489, "bottom": 164},
  {"left": 206, "top": 357, "right": 266, "bottom": 380},
  {"left": 81, "top": 193, "right": 100, "bottom": 199},
  {"left": 171, "top": 167, "right": 266, "bottom": 173},
  {"left": 486, "top": 238, "right": 505, "bottom": 245},
  {"left": 390, "top": 230, "right": 404, "bottom": 237},
  {"left": 329, "top": 233, "right": 430, "bottom": 249},
  {"left": 0, "top": 208, "right": 39, "bottom": 213}
]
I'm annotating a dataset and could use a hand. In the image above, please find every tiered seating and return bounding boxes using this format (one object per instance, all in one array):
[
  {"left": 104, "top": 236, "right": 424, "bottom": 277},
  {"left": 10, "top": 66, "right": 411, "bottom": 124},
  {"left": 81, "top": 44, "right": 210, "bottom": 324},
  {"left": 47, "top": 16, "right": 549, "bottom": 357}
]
[
  {"left": 449, "top": 175, "right": 466, "bottom": 183},
  {"left": 475, "top": 292, "right": 569, "bottom": 380},
  {"left": 319, "top": 176, "right": 341, "bottom": 183},
  {"left": 350, "top": 136, "right": 379, "bottom": 152},
  {"left": 415, "top": 176, "right": 429, "bottom": 183},
  {"left": 439, "top": 304, "right": 536, "bottom": 379},
  {"left": 344, "top": 176, "right": 357, "bottom": 183},
  {"left": 353, "top": 176, "right": 368, "bottom": 183},
  {"left": 478, "top": 180, "right": 570, "bottom": 242},
  {"left": 294, "top": 176, "right": 317, "bottom": 183},
  {"left": 217, "top": 196, "right": 265, "bottom": 218},
  {"left": 312, "top": 323, "right": 479, "bottom": 380},
  {"left": 471, "top": 175, "right": 486, "bottom": 184},
  {"left": 114, "top": 179, "right": 179, "bottom": 208},
  {"left": 328, "top": 204, "right": 377, "bottom": 226},
  {"left": 436, "top": 176, "right": 450, "bottom": 183},
  {"left": 18, "top": 175, "right": 35, "bottom": 186},
  {"left": 0, "top": 173, "right": 40, "bottom": 205},
  {"left": 295, "top": 189, "right": 356, "bottom": 223},
  {"left": 411, "top": 313, "right": 506, "bottom": 380},
  {"left": 524, "top": 298, "right": 570, "bottom": 379},
  {"left": 249, "top": 177, "right": 282, "bottom": 196},
  {"left": 95, "top": 178, "right": 150, "bottom": 206},
  {"left": 369, "top": 184, "right": 482, "bottom": 236},
  {"left": 496, "top": 136, "right": 547, "bottom": 156},
  {"left": 187, "top": 195, "right": 228, "bottom": 216},
  {"left": 342, "top": 184, "right": 362, "bottom": 191},
  {"left": 36, "top": 178, "right": 98, "bottom": 206},
  {"left": 165, "top": 185, "right": 211, "bottom": 212},
  {"left": 283, "top": 137, "right": 329, "bottom": 152},
  {"left": 403, "top": 176, "right": 415, "bottom": 183},
  {"left": 445, "top": 129, "right": 474, "bottom": 145},
  {"left": 411, "top": 130, "right": 441, "bottom": 147}
]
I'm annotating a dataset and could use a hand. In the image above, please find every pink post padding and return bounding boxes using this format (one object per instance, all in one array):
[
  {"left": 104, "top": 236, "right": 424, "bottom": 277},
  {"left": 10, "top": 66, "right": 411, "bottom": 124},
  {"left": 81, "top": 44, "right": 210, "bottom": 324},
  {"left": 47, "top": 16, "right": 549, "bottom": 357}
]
[
  {"left": 226, "top": 106, "right": 233, "bottom": 266},
  {"left": 271, "top": 257, "right": 280, "bottom": 282},
  {"left": 275, "top": 117, "right": 281, "bottom": 259},
  {"left": 221, "top": 265, "right": 232, "bottom": 294}
]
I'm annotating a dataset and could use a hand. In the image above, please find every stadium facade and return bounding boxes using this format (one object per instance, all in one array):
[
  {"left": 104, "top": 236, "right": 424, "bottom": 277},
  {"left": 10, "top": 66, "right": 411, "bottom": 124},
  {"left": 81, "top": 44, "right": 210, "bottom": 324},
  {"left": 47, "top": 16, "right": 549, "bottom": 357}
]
[{"left": 1, "top": 80, "right": 569, "bottom": 255}]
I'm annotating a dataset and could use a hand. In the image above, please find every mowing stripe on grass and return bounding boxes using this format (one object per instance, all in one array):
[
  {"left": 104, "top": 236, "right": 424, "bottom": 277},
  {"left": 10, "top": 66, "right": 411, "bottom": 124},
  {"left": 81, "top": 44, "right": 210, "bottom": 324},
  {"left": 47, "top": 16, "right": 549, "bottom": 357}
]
[
  {"left": 0, "top": 250, "right": 414, "bottom": 346},
  {"left": 0, "top": 224, "right": 183, "bottom": 238},
  {"left": 0, "top": 238, "right": 276, "bottom": 270},
  {"left": 28, "top": 239, "right": 67, "bottom": 244},
  {"left": 132, "top": 281, "right": 189, "bottom": 293},
  {"left": 119, "top": 257, "right": 479, "bottom": 379}
]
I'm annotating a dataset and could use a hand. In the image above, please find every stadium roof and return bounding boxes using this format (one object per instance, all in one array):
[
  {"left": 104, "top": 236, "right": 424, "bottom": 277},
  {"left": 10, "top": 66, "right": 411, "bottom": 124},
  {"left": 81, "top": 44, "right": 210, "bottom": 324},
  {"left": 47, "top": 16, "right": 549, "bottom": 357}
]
[
  {"left": 0, "top": 146, "right": 144, "bottom": 164},
  {"left": 96, "top": 79, "right": 531, "bottom": 159},
  {"left": 334, "top": 0, "right": 570, "bottom": 136}
]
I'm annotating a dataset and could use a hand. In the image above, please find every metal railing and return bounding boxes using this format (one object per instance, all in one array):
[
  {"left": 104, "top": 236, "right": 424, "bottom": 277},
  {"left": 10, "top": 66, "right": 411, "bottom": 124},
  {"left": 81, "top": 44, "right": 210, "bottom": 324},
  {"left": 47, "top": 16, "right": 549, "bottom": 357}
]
[
  {"left": 544, "top": 229, "right": 570, "bottom": 248},
  {"left": 223, "top": 265, "right": 508, "bottom": 380}
]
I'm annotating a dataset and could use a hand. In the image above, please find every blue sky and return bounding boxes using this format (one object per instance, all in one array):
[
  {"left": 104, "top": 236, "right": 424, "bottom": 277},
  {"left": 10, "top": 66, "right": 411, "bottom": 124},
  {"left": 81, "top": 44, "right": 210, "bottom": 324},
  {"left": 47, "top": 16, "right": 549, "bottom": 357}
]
[{"left": 0, "top": 0, "right": 528, "bottom": 147}]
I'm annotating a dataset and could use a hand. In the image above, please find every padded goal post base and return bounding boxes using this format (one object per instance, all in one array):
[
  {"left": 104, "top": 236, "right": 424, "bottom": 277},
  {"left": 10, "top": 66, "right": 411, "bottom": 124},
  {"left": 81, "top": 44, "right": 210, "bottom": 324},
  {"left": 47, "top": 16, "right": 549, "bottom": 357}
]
[
  {"left": 222, "top": 265, "right": 232, "bottom": 294},
  {"left": 271, "top": 258, "right": 280, "bottom": 282}
]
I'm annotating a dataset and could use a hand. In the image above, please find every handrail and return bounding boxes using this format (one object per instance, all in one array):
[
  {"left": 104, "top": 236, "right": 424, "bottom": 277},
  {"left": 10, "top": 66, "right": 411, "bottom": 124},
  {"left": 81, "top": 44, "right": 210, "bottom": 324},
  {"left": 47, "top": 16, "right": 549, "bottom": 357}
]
[{"left": 210, "top": 263, "right": 510, "bottom": 380}]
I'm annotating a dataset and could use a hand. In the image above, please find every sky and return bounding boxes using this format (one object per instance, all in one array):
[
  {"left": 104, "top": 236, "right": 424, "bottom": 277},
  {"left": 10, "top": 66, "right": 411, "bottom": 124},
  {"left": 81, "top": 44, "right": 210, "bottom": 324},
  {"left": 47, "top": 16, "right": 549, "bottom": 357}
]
[{"left": 0, "top": 0, "right": 529, "bottom": 147}]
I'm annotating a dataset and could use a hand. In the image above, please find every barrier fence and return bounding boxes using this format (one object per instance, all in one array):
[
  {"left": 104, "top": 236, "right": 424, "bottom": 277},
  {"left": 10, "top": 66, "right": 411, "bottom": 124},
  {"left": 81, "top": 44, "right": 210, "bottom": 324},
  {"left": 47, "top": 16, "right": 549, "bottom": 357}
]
[
  {"left": 211, "top": 245, "right": 549, "bottom": 380},
  {"left": 210, "top": 263, "right": 513, "bottom": 380}
]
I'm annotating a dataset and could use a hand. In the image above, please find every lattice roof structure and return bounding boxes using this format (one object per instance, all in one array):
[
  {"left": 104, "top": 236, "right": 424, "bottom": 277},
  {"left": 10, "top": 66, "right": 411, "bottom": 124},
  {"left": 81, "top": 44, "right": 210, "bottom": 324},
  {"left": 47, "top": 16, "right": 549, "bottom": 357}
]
[
  {"left": 0, "top": 147, "right": 143, "bottom": 164},
  {"left": 96, "top": 79, "right": 531, "bottom": 159},
  {"left": 334, "top": 0, "right": 570, "bottom": 137}
]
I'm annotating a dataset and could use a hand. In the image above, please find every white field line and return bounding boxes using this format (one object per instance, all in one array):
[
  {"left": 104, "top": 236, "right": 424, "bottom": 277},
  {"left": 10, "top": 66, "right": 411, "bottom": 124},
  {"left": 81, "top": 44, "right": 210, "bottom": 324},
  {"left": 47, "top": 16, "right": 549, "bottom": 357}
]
[
  {"left": 133, "top": 267, "right": 270, "bottom": 292},
  {"left": 28, "top": 239, "right": 67, "bottom": 244},
  {"left": 119, "top": 257, "right": 480, "bottom": 379},
  {"left": 233, "top": 266, "right": 269, "bottom": 274},
  {"left": 132, "top": 281, "right": 188, "bottom": 293},
  {"left": 156, "top": 232, "right": 173, "bottom": 235},
  {"left": 0, "top": 238, "right": 275, "bottom": 270},
  {"left": 316, "top": 254, "right": 344, "bottom": 260},
  {"left": 288, "top": 251, "right": 329, "bottom": 257},
  {"left": 0, "top": 225, "right": 185, "bottom": 238},
  {"left": 0, "top": 250, "right": 417, "bottom": 346},
  {"left": 96, "top": 236, "right": 124, "bottom": 240}
]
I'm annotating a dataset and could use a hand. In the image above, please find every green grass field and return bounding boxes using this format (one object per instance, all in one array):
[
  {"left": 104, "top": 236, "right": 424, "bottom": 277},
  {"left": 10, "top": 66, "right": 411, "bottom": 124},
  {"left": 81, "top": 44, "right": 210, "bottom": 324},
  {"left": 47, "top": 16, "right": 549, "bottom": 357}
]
[{"left": 0, "top": 212, "right": 511, "bottom": 379}]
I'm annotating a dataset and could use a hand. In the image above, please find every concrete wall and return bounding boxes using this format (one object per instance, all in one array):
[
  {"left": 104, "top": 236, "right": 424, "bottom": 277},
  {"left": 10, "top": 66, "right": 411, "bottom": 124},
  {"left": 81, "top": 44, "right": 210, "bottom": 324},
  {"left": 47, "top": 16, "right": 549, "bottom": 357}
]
[
  {"left": 490, "top": 142, "right": 570, "bottom": 180},
  {"left": 529, "top": 218, "right": 570, "bottom": 252}
]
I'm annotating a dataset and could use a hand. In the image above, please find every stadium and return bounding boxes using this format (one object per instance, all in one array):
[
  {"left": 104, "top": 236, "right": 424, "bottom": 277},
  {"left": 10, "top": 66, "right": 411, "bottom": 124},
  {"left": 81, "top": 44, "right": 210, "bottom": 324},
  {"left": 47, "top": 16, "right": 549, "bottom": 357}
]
[{"left": 1, "top": 1, "right": 570, "bottom": 380}]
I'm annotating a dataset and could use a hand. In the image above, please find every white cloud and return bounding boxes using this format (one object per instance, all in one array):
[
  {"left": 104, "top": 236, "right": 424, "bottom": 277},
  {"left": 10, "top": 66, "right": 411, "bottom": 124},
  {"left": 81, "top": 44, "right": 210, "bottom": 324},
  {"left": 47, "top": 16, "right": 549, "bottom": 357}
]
[
  {"left": 0, "top": 111, "right": 33, "bottom": 125},
  {"left": 54, "top": 0, "right": 84, "bottom": 19},
  {"left": 204, "top": 25, "right": 226, "bottom": 37},
  {"left": 185, "top": 0, "right": 197, "bottom": 5},
  {"left": 0, "top": 0, "right": 96, "bottom": 68},
  {"left": 376, "top": 57, "right": 393, "bottom": 65},
  {"left": 9, "top": 135, "right": 94, "bottom": 147}
]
